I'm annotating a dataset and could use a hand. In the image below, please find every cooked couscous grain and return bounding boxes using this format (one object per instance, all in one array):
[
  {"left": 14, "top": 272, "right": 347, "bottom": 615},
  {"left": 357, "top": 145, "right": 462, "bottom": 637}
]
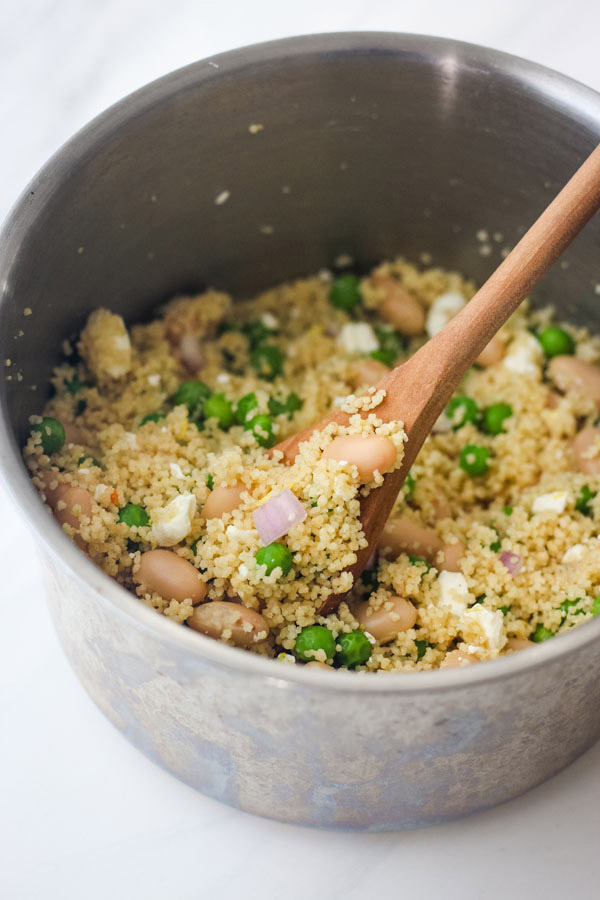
[{"left": 24, "top": 258, "right": 600, "bottom": 671}]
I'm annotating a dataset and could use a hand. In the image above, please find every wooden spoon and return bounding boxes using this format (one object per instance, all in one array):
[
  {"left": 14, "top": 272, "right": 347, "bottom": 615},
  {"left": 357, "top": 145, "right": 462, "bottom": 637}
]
[{"left": 275, "top": 144, "right": 600, "bottom": 615}]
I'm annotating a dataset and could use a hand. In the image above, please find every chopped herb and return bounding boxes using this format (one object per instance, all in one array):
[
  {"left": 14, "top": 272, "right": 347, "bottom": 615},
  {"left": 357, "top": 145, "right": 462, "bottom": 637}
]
[
  {"left": 499, "top": 605, "right": 510, "bottom": 616},
  {"left": 206, "top": 473, "right": 214, "bottom": 491},
  {"left": 503, "top": 505, "right": 513, "bottom": 516},
  {"left": 415, "top": 639, "right": 428, "bottom": 660},
  {"left": 575, "top": 484, "right": 596, "bottom": 517},
  {"left": 592, "top": 596, "right": 600, "bottom": 616},
  {"left": 140, "top": 411, "right": 165, "bottom": 426},
  {"left": 65, "top": 374, "right": 90, "bottom": 395},
  {"left": 77, "top": 455, "right": 100, "bottom": 467}
]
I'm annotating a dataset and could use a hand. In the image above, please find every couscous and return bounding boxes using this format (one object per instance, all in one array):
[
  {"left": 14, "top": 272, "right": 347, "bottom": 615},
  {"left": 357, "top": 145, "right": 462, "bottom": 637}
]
[{"left": 24, "top": 258, "right": 600, "bottom": 671}]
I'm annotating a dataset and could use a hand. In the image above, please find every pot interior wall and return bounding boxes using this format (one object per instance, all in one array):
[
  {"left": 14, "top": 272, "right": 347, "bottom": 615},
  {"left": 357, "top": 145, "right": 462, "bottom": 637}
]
[{"left": 2, "top": 34, "right": 600, "bottom": 446}]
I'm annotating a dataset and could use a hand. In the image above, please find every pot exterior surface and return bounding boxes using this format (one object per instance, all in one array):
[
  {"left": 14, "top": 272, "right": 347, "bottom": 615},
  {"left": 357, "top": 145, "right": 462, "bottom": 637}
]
[
  {"left": 44, "top": 546, "right": 600, "bottom": 830},
  {"left": 3, "top": 34, "right": 600, "bottom": 829}
]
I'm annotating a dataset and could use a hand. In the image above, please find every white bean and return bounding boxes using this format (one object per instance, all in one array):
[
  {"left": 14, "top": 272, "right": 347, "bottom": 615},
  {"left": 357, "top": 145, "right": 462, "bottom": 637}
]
[
  {"left": 504, "top": 637, "right": 534, "bottom": 652},
  {"left": 375, "top": 277, "right": 425, "bottom": 336},
  {"left": 440, "top": 649, "right": 479, "bottom": 669},
  {"left": 571, "top": 427, "right": 600, "bottom": 474},
  {"left": 379, "top": 517, "right": 463, "bottom": 571},
  {"left": 202, "top": 482, "right": 245, "bottom": 519},
  {"left": 137, "top": 549, "right": 207, "bottom": 604},
  {"left": 475, "top": 334, "right": 506, "bottom": 367},
  {"left": 355, "top": 595, "right": 417, "bottom": 643},
  {"left": 187, "top": 600, "right": 269, "bottom": 646},
  {"left": 349, "top": 358, "right": 389, "bottom": 389},
  {"left": 548, "top": 356, "right": 600, "bottom": 407},
  {"left": 323, "top": 435, "right": 397, "bottom": 483}
]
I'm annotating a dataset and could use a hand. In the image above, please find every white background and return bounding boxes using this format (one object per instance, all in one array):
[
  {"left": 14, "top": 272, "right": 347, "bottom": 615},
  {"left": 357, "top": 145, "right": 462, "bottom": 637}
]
[{"left": 2, "top": 2, "right": 600, "bottom": 898}]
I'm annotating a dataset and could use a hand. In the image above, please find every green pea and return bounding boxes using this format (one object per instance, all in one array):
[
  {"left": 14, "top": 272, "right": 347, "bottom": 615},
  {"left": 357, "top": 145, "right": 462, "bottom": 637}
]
[
  {"left": 173, "top": 380, "right": 211, "bottom": 415},
  {"left": 459, "top": 444, "right": 490, "bottom": 477},
  {"left": 245, "top": 413, "right": 275, "bottom": 448},
  {"left": 575, "top": 484, "right": 596, "bottom": 516},
  {"left": 235, "top": 392, "right": 259, "bottom": 424},
  {"left": 65, "top": 374, "right": 90, "bottom": 395},
  {"left": 592, "top": 596, "right": 600, "bottom": 616},
  {"left": 447, "top": 396, "right": 479, "bottom": 429},
  {"left": 329, "top": 274, "right": 362, "bottom": 311},
  {"left": 537, "top": 326, "right": 575, "bottom": 358},
  {"left": 203, "top": 393, "right": 234, "bottom": 429},
  {"left": 32, "top": 417, "right": 65, "bottom": 454},
  {"left": 250, "top": 345, "right": 284, "bottom": 381},
  {"left": 335, "top": 631, "right": 372, "bottom": 668},
  {"left": 295, "top": 625, "right": 337, "bottom": 662},
  {"left": 255, "top": 541, "right": 294, "bottom": 576},
  {"left": 531, "top": 623, "right": 555, "bottom": 642},
  {"left": 118, "top": 504, "right": 150, "bottom": 528},
  {"left": 482, "top": 402, "right": 513, "bottom": 435},
  {"left": 139, "top": 411, "right": 165, "bottom": 426}
]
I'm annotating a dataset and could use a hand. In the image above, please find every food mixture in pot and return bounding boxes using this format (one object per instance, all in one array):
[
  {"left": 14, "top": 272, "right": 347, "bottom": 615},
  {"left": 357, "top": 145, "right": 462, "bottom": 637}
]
[{"left": 24, "top": 258, "right": 600, "bottom": 671}]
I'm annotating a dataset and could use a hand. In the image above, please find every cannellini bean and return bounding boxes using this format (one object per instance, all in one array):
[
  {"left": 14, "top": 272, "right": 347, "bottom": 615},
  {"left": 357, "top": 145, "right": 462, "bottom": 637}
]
[
  {"left": 178, "top": 334, "right": 204, "bottom": 372},
  {"left": 440, "top": 649, "right": 480, "bottom": 669},
  {"left": 432, "top": 498, "right": 452, "bottom": 521},
  {"left": 379, "top": 518, "right": 463, "bottom": 571},
  {"left": 187, "top": 600, "right": 269, "bottom": 646},
  {"left": 322, "top": 435, "right": 397, "bottom": 483},
  {"left": 355, "top": 596, "right": 417, "bottom": 644},
  {"left": 305, "top": 660, "right": 332, "bottom": 670},
  {"left": 548, "top": 356, "right": 600, "bottom": 407},
  {"left": 571, "top": 427, "right": 600, "bottom": 474},
  {"left": 63, "top": 422, "right": 88, "bottom": 446},
  {"left": 376, "top": 278, "right": 425, "bottom": 336},
  {"left": 504, "top": 637, "right": 534, "bottom": 652},
  {"left": 348, "top": 358, "right": 389, "bottom": 389},
  {"left": 439, "top": 541, "right": 465, "bottom": 572},
  {"left": 475, "top": 334, "right": 506, "bottom": 367},
  {"left": 202, "top": 482, "right": 245, "bottom": 519},
  {"left": 136, "top": 549, "right": 207, "bottom": 604},
  {"left": 545, "top": 390, "right": 562, "bottom": 409},
  {"left": 50, "top": 484, "right": 93, "bottom": 531}
]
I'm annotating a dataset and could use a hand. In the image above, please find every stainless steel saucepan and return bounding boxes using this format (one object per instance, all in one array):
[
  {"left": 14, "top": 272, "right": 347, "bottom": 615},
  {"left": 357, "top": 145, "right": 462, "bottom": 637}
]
[{"left": 2, "top": 33, "right": 600, "bottom": 830}]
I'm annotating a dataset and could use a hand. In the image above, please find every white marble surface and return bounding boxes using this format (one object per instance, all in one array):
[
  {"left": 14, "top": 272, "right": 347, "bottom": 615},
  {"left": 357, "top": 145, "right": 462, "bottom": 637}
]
[{"left": 2, "top": 2, "right": 600, "bottom": 898}]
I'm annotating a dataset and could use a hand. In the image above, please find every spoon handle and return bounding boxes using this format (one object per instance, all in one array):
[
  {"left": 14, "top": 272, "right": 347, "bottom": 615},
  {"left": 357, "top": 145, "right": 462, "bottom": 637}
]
[{"left": 381, "top": 141, "right": 600, "bottom": 435}]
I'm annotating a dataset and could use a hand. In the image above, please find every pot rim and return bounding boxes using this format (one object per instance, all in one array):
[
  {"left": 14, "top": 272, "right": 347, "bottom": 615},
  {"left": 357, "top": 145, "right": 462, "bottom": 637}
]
[{"left": 2, "top": 30, "right": 600, "bottom": 694}]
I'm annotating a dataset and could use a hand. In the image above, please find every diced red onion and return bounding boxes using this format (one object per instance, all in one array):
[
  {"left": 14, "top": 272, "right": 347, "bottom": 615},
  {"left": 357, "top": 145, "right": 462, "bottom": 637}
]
[
  {"left": 178, "top": 334, "right": 204, "bottom": 372},
  {"left": 253, "top": 489, "right": 307, "bottom": 545},
  {"left": 500, "top": 551, "right": 523, "bottom": 575}
]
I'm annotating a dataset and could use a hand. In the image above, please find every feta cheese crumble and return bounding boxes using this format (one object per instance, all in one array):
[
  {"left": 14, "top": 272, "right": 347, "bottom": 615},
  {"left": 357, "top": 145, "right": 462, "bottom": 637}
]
[
  {"left": 532, "top": 491, "right": 568, "bottom": 514},
  {"left": 151, "top": 493, "right": 196, "bottom": 546},
  {"left": 437, "top": 571, "right": 472, "bottom": 616},
  {"left": 337, "top": 322, "right": 379, "bottom": 354},
  {"left": 461, "top": 606, "right": 505, "bottom": 652},
  {"left": 426, "top": 291, "right": 466, "bottom": 337}
]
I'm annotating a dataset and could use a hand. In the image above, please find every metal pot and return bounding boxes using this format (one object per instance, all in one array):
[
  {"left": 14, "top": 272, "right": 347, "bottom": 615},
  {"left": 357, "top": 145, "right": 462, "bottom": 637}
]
[{"left": 2, "top": 33, "right": 600, "bottom": 831}]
